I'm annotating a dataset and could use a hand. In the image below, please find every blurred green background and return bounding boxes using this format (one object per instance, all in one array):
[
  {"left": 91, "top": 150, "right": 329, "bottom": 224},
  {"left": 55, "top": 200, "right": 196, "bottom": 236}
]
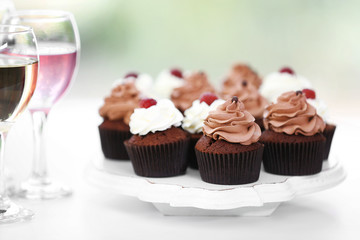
[{"left": 9, "top": 0, "right": 360, "bottom": 110}]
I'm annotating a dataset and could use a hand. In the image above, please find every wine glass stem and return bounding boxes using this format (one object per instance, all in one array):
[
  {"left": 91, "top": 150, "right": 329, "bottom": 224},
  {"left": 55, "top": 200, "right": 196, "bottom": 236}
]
[
  {"left": 30, "top": 111, "right": 49, "bottom": 184},
  {"left": 0, "top": 131, "right": 10, "bottom": 210}
]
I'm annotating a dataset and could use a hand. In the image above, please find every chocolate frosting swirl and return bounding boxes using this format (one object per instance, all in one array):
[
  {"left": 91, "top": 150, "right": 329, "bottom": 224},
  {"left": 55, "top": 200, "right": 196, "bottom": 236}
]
[
  {"left": 263, "top": 91, "right": 325, "bottom": 136},
  {"left": 171, "top": 71, "right": 215, "bottom": 112},
  {"left": 203, "top": 98, "right": 261, "bottom": 145},
  {"left": 99, "top": 81, "right": 140, "bottom": 124},
  {"left": 222, "top": 64, "right": 262, "bottom": 90},
  {"left": 221, "top": 80, "right": 268, "bottom": 118}
]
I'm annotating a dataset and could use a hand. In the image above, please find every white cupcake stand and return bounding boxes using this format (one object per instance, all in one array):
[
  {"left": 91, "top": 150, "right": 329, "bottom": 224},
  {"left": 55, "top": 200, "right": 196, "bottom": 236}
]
[{"left": 86, "top": 153, "right": 345, "bottom": 216}]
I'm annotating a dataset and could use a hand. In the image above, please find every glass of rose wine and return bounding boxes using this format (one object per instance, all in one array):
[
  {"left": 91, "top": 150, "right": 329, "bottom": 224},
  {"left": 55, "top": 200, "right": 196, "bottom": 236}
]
[
  {"left": 0, "top": 24, "right": 38, "bottom": 223},
  {"left": 4, "top": 10, "right": 80, "bottom": 199}
]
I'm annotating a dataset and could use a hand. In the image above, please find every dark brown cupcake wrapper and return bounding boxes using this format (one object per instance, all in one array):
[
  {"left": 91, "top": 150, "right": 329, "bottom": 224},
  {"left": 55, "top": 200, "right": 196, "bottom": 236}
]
[
  {"left": 187, "top": 136, "right": 201, "bottom": 169},
  {"left": 255, "top": 118, "right": 265, "bottom": 132},
  {"left": 262, "top": 140, "right": 325, "bottom": 176},
  {"left": 124, "top": 138, "right": 190, "bottom": 177},
  {"left": 323, "top": 125, "right": 336, "bottom": 161},
  {"left": 195, "top": 146, "right": 264, "bottom": 185},
  {"left": 99, "top": 127, "right": 132, "bottom": 160}
]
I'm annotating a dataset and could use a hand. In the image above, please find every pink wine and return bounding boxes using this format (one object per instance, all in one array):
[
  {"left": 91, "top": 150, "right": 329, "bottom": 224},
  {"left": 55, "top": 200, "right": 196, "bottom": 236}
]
[
  {"left": 29, "top": 43, "right": 77, "bottom": 113},
  {"left": 0, "top": 56, "right": 38, "bottom": 122}
]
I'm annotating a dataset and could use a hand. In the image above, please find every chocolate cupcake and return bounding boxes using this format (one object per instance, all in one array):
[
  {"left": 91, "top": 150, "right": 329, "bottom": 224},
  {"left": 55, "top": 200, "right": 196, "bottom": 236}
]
[
  {"left": 182, "top": 92, "right": 225, "bottom": 169},
  {"left": 171, "top": 71, "right": 216, "bottom": 112},
  {"left": 221, "top": 79, "right": 268, "bottom": 130},
  {"left": 99, "top": 81, "right": 140, "bottom": 160},
  {"left": 260, "top": 91, "right": 326, "bottom": 176},
  {"left": 195, "top": 97, "right": 264, "bottom": 185},
  {"left": 125, "top": 99, "right": 190, "bottom": 177},
  {"left": 322, "top": 123, "right": 336, "bottom": 160},
  {"left": 305, "top": 89, "right": 336, "bottom": 160},
  {"left": 222, "top": 63, "right": 262, "bottom": 90}
]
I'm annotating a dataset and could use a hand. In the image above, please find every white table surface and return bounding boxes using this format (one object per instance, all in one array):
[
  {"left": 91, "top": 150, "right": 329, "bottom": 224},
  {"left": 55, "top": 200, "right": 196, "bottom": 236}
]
[{"left": 0, "top": 98, "right": 359, "bottom": 240}]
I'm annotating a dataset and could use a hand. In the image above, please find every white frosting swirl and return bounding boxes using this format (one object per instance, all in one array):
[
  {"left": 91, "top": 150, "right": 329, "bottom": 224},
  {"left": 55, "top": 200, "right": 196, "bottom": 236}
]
[
  {"left": 307, "top": 98, "right": 329, "bottom": 122},
  {"left": 260, "top": 72, "right": 312, "bottom": 103},
  {"left": 154, "top": 70, "right": 184, "bottom": 99},
  {"left": 135, "top": 74, "right": 155, "bottom": 98},
  {"left": 129, "top": 99, "right": 183, "bottom": 135},
  {"left": 182, "top": 99, "right": 225, "bottom": 134}
]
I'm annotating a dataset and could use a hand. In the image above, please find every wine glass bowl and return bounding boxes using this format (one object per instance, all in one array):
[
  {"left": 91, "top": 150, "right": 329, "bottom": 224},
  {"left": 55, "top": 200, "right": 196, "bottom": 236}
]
[
  {"left": 6, "top": 10, "right": 79, "bottom": 113},
  {"left": 0, "top": 24, "right": 38, "bottom": 223},
  {"left": 4, "top": 10, "right": 80, "bottom": 199}
]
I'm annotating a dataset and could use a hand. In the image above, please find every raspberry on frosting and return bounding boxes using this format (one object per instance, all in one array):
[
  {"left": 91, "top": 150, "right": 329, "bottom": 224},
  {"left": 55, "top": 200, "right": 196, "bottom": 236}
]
[
  {"left": 279, "top": 67, "right": 295, "bottom": 75},
  {"left": 170, "top": 68, "right": 183, "bottom": 78},
  {"left": 302, "top": 88, "right": 316, "bottom": 99},
  {"left": 199, "top": 92, "right": 218, "bottom": 106},
  {"left": 124, "top": 72, "right": 139, "bottom": 79},
  {"left": 139, "top": 98, "right": 157, "bottom": 108}
]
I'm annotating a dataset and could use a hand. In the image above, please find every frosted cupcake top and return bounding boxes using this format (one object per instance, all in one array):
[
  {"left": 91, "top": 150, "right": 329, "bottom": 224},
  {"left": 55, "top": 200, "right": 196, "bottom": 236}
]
[
  {"left": 222, "top": 64, "right": 262, "bottom": 89},
  {"left": 112, "top": 73, "right": 155, "bottom": 98},
  {"left": 260, "top": 69, "right": 312, "bottom": 103},
  {"left": 129, "top": 99, "right": 183, "bottom": 135},
  {"left": 306, "top": 98, "right": 329, "bottom": 123},
  {"left": 221, "top": 80, "right": 268, "bottom": 118},
  {"left": 171, "top": 71, "right": 216, "bottom": 112},
  {"left": 182, "top": 99, "right": 225, "bottom": 134},
  {"left": 99, "top": 81, "right": 140, "bottom": 124},
  {"left": 203, "top": 97, "right": 261, "bottom": 145},
  {"left": 264, "top": 91, "right": 325, "bottom": 136},
  {"left": 153, "top": 69, "right": 184, "bottom": 99}
]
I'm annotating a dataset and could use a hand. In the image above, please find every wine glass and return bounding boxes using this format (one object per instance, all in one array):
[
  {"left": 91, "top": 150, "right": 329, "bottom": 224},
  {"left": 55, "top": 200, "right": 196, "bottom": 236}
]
[
  {"left": 0, "top": 24, "right": 38, "bottom": 223},
  {"left": 4, "top": 10, "right": 80, "bottom": 199}
]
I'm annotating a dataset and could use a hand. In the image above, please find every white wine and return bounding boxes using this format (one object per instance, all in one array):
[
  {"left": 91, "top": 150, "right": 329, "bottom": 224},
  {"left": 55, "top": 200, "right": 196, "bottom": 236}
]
[{"left": 0, "top": 56, "right": 38, "bottom": 124}]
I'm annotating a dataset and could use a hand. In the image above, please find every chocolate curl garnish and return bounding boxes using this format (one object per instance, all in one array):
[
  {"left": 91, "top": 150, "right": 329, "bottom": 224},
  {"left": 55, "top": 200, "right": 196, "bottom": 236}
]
[{"left": 231, "top": 96, "right": 239, "bottom": 103}]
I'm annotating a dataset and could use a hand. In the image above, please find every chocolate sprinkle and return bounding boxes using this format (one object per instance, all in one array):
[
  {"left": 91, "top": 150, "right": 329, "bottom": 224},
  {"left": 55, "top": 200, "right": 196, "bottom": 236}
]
[
  {"left": 296, "top": 90, "right": 303, "bottom": 95},
  {"left": 242, "top": 80, "right": 248, "bottom": 87},
  {"left": 232, "top": 96, "right": 239, "bottom": 102}
]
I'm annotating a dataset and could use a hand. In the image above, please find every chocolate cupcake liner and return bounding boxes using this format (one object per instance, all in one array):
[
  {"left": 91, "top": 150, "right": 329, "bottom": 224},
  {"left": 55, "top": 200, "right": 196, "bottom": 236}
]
[
  {"left": 195, "top": 146, "right": 264, "bottom": 185},
  {"left": 323, "top": 125, "right": 336, "bottom": 160},
  {"left": 124, "top": 138, "right": 190, "bottom": 177},
  {"left": 262, "top": 140, "right": 325, "bottom": 176},
  {"left": 255, "top": 118, "right": 265, "bottom": 131},
  {"left": 187, "top": 136, "right": 201, "bottom": 169},
  {"left": 99, "top": 127, "right": 132, "bottom": 160}
]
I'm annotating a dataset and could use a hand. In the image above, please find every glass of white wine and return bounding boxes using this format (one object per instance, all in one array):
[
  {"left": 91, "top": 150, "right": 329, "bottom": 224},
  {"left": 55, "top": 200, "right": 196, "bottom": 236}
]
[{"left": 0, "top": 24, "right": 38, "bottom": 223}]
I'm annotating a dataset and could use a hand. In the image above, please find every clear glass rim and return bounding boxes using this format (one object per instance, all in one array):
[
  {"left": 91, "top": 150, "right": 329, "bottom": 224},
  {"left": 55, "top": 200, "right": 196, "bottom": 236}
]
[
  {"left": 8, "top": 9, "right": 74, "bottom": 22},
  {"left": 0, "top": 24, "right": 34, "bottom": 34}
]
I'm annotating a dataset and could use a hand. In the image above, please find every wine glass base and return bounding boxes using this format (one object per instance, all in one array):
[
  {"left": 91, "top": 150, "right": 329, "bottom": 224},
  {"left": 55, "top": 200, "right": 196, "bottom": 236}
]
[
  {"left": 0, "top": 202, "right": 34, "bottom": 224},
  {"left": 17, "top": 180, "right": 72, "bottom": 200}
]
